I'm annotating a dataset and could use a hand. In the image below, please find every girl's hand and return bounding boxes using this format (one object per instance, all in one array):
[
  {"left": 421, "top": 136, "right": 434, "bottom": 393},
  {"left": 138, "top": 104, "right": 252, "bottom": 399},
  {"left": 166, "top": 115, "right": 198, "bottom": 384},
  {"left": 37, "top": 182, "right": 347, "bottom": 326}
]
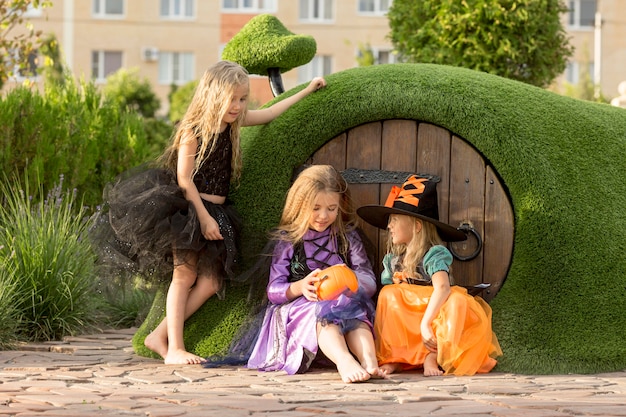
[
  {"left": 200, "top": 215, "right": 223, "bottom": 241},
  {"left": 301, "top": 269, "right": 321, "bottom": 301},
  {"left": 421, "top": 322, "right": 438, "bottom": 353},
  {"left": 305, "top": 77, "right": 326, "bottom": 93}
]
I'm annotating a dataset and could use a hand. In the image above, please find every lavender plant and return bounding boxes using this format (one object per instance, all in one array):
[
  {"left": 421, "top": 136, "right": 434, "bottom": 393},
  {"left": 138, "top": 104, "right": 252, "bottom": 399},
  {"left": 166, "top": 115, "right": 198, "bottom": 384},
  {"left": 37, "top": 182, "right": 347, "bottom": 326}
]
[{"left": 0, "top": 175, "right": 99, "bottom": 341}]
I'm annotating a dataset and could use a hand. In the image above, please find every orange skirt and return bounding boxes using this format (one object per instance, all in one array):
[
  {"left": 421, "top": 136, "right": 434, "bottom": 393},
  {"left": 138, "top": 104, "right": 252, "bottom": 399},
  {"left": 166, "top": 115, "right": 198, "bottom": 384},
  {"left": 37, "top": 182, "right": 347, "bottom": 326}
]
[{"left": 374, "top": 284, "right": 502, "bottom": 375}]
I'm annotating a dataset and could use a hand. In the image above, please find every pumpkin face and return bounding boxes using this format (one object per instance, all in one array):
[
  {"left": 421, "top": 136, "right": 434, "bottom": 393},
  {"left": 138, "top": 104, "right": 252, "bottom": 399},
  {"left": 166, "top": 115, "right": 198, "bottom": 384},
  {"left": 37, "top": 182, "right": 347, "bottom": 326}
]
[{"left": 315, "top": 264, "right": 359, "bottom": 300}]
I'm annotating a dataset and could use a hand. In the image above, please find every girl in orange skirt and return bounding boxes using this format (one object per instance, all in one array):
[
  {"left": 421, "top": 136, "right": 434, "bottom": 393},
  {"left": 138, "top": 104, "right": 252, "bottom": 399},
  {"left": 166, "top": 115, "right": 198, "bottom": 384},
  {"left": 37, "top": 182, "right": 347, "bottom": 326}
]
[{"left": 357, "top": 175, "right": 502, "bottom": 376}]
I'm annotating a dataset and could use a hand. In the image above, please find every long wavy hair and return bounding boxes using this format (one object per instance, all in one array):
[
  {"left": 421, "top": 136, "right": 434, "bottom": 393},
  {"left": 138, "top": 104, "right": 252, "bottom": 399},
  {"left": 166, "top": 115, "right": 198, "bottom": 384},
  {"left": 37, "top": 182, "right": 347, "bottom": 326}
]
[
  {"left": 160, "top": 61, "right": 249, "bottom": 184},
  {"left": 389, "top": 216, "right": 451, "bottom": 282},
  {"left": 273, "top": 165, "right": 357, "bottom": 259}
]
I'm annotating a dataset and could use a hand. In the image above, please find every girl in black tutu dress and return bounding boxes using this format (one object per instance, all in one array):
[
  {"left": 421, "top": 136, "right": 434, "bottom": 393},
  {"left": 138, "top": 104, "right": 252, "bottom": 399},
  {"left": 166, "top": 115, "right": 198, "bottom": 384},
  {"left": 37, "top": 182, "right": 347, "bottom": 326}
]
[{"left": 99, "top": 61, "right": 326, "bottom": 365}]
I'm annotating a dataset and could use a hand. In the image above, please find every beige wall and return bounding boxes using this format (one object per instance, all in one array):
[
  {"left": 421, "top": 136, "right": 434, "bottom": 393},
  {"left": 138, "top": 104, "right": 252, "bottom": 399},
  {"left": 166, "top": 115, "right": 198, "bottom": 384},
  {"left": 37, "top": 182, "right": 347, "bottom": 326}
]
[
  {"left": 3, "top": 0, "right": 624, "bottom": 111},
  {"left": 554, "top": 0, "right": 626, "bottom": 99},
  {"left": 598, "top": 0, "right": 626, "bottom": 98}
]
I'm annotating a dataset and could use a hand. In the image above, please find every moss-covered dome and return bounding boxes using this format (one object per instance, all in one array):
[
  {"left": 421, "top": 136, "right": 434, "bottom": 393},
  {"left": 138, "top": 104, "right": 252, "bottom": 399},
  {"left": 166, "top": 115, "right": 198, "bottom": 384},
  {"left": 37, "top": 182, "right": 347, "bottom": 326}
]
[
  {"left": 221, "top": 14, "right": 316, "bottom": 76},
  {"left": 134, "top": 64, "right": 626, "bottom": 376}
]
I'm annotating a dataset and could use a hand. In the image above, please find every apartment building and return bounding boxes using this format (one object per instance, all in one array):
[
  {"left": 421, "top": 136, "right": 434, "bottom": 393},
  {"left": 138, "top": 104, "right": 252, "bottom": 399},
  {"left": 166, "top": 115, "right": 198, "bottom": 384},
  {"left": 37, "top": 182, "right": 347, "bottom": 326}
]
[
  {"left": 559, "top": 0, "right": 626, "bottom": 99},
  {"left": 5, "top": 0, "right": 625, "bottom": 115}
]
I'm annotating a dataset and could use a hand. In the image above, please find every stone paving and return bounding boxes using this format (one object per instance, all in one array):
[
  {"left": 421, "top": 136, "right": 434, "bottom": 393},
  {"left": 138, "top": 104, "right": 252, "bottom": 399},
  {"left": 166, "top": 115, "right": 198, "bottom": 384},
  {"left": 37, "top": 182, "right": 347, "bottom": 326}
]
[{"left": 0, "top": 328, "right": 625, "bottom": 416}]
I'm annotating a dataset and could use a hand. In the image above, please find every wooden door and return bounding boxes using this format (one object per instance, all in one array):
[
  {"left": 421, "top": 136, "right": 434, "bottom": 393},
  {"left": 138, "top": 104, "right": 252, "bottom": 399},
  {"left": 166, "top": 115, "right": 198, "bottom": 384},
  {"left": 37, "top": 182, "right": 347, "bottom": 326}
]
[{"left": 305, "top": 120, "right": 514, "bottom": 302}]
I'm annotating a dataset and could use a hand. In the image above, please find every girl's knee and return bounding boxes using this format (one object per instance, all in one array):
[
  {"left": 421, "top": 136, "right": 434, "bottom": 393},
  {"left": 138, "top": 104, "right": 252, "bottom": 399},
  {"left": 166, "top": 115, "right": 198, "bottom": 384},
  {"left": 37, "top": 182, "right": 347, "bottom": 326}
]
[
  {"left": 196, "top": 274, "right": 222, "bottom": 294},
  {"left": 171, "top": 264, "right": 198, "bottom": 287}
]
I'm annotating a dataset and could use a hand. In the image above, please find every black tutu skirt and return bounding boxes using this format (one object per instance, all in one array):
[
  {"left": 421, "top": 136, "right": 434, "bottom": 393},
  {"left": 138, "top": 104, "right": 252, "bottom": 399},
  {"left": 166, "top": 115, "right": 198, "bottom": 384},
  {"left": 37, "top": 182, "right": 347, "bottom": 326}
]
[{"left": 91, "top": 167, "right": 241, "bottom": 295}]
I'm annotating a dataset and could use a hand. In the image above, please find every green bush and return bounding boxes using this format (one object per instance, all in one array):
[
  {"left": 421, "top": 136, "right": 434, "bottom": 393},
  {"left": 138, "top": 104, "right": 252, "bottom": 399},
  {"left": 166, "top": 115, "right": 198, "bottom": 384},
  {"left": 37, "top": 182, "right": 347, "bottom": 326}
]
[
  {"left": 168, "top": 80, "right": 198, "bottom": 123},
  {"left": 0, "top": 77, "right": 170, "bottom": 209},
  {"left": 103, "top": 67, "right": 161, "bottom": 118},
  {"left": 0, "top": 175, "right": 100, "bottom": 341}
]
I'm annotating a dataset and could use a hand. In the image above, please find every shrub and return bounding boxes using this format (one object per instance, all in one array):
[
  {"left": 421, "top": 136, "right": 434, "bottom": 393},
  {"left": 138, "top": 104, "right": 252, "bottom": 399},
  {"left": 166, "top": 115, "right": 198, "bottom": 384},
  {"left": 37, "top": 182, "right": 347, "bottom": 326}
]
[
  {"left": 103, "top": 67, "right": 161, "bottom": 118},
  {"left": 0, "top": 77, "right": 168, "bottom": 209},
  {"left": 168, "top": 80, "right": 198, "bottom": 123},
  {"left": 0, "top": 175, "right": 100, "bottom": 341}
]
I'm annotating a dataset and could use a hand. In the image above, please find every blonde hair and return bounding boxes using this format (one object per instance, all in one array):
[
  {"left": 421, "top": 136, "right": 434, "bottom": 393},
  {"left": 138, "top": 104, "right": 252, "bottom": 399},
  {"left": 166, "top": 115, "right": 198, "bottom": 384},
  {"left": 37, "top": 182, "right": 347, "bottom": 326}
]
[
  {"left": 389, "top": 216, "right": 446, "bottom": 281},
  {"left": 161, "top": 61, "right": 249, "bottom": 183},
  {"left": 274, "top": 165, "right": 357, "bottom": 256}
]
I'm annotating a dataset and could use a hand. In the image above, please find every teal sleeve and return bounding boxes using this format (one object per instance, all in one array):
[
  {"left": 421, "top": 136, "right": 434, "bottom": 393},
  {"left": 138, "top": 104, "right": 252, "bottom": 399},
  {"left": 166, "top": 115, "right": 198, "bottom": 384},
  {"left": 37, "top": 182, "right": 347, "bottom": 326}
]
[
  {"left": 381, "top": 253, "right": 394, "bottom": 285},
  {"left": 423, "top": 245, "right": 453, "bottom": 277}
]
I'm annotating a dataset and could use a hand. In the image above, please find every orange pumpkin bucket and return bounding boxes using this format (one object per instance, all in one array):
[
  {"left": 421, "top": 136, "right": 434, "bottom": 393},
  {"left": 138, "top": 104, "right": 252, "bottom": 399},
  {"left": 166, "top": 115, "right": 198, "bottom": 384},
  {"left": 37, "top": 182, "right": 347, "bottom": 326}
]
[{"left": 315, "top": 264, "right": 359, "bottom": 300}]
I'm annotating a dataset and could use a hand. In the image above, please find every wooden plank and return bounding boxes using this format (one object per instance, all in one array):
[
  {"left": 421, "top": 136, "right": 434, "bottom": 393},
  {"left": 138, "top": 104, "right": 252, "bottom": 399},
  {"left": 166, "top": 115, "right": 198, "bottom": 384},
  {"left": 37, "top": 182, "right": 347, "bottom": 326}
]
[
  {"left": 346, "top": 123, "right": 382, "bottom": 276},
  {"left": 307, "top": 132, "right": 347, "bottom": 171},
  {"left": 482, "top": 166, "right": 514, "bottom": 302},
  {"left": 378, "top": 120, "right": 418, "bottom": 266},
  {"left": 448, "top": 135, "right": 485, "bottom": 287},
  {"left": 416, "top": 123, "right": 451, "bottom": 224}
]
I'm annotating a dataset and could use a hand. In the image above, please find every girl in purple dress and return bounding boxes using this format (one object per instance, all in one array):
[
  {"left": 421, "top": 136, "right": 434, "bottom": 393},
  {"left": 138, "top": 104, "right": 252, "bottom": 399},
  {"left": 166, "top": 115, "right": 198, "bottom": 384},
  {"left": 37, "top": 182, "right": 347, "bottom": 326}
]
[{"left": 247, "top": 165, "right": 385, "bottom": 383}]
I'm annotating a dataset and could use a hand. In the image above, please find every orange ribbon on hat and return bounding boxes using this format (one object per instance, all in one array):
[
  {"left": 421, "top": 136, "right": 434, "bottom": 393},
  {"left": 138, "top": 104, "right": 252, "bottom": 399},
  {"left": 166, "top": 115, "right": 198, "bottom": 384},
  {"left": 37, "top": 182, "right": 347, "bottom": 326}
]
[
  {"left": 384, "top": 186, "right": 401, "bottom": 207},
  {"left": 384, "top": 176, "right": 426, "bottom": 208}
]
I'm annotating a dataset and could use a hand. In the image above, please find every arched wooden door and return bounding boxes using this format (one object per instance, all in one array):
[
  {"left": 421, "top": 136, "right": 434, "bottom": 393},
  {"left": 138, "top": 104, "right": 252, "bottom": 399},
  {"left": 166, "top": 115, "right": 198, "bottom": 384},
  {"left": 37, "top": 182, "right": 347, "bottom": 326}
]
[{"left": 305, "top": 120, "right": 514, "bottom": 302}]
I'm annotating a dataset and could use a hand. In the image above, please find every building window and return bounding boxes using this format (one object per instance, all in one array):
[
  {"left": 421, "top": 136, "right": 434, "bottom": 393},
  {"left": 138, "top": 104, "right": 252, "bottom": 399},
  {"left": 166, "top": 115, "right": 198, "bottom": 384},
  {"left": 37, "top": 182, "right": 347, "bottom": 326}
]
[
  {"left": 566, "top": 61, "right": 595, "bottom": 85},
  {"left": 299, "top": 0, "right": 333, "bottom": 22},
  {"left": 93, "top": 0, "right": 124, "bottom": 18},
  {"left": 357, "top": 0, "right": 390, "bottom": 15},
  {"left": 23, "top": 4, "right": 43, "bottom": 17},
  {"left": 222, "top": 0, "right": 275, "bottom": 12},
  {"left": 92, "top": 51, "right": 122, "bottom": 82},
  {"left": 158, "top": 52, "right": 194, "bottom": 85},
  {"left": 160, "top": 0, "right": 195, "bottom": 19},
  {"left": 356, "top": 46, "right": 399, "bottom": 66},
  {"left": 298, "top": 55, "right": 332, "bottom": 83},
  {"left": 567, "top": 0, "right": 596, "bottom": 28},
  {"left": 368, "top": 47, "right": 398, "bottom": 64}
]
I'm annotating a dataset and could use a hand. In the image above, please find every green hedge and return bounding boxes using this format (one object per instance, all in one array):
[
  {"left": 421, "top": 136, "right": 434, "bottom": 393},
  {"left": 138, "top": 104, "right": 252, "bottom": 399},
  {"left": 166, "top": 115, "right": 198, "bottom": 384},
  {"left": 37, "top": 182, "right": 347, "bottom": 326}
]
[
  {"left": 136, "top": 64, "right": 626, "bottom": 375},
  {"left": 0, "top": 81, "right": 172, "bottom": 208}
]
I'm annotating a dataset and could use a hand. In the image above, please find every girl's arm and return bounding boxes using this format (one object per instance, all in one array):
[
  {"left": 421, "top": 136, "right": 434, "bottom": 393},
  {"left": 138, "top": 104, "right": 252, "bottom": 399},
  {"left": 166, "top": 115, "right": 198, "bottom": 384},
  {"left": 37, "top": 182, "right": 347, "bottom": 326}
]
[
  {"left": 380, "top": 253, "right": 395, "bottom": 285},
  {"left": 347, "top": 230, "right": 377, "bottom": 297},
  {"left": 177, "top": 133, "right": 222, "bottom": 240},
  {"left": 243, "top": 77, "right": 326, "bottom": 127},
  {"left": 420, "top": 271, "right": 451, "bottom": 352}
]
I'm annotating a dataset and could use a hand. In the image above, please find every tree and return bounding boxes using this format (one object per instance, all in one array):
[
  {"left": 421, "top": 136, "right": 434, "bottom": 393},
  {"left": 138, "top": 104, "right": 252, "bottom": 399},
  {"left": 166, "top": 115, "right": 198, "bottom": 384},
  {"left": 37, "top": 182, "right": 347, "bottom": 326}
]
[
  {"left": 0, "top": 0, "right": 50, "bottom": 88},
  {"left": 387, "top": 0, "right": 573, "bottom": 88}
]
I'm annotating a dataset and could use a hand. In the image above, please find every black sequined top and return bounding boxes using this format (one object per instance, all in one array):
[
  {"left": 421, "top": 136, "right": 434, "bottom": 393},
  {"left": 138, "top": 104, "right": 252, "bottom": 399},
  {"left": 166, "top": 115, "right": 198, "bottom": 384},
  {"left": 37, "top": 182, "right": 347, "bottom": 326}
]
[{"left": 193, "top": 127, "right": 232, "bottom": 197}]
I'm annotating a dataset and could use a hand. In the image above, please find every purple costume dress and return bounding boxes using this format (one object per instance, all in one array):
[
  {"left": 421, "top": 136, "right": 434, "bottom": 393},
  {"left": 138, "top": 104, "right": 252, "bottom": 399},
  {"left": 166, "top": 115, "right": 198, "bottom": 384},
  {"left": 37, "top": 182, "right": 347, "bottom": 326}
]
[{"left": 246, "top": 227, "right": 377, "bottom": 374}]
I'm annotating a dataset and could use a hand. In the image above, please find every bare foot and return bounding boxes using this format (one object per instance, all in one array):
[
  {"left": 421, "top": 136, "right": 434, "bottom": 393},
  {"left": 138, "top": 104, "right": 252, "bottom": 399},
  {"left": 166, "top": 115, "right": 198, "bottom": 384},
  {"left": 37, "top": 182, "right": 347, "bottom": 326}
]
[
  {"left": 367, "top": 366, "right": 389, "bottom": 379},
  {"left": 423, "top": 353, "right": 443, "bottom": 377},
  {"left": 380, "top": 362, "right": 403, "bottom": 375},
  {"left": 164, "top": 348, "right": 207, "bottom": 365},
  {"left": 144, "top": 330, "right": 168, "bottom": 359},
  {"left": 337, "top": 358, "right": 371, "bottom": 383},
  {"left": 362, "top": 359, "right": 389, "bottom": 379}
]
